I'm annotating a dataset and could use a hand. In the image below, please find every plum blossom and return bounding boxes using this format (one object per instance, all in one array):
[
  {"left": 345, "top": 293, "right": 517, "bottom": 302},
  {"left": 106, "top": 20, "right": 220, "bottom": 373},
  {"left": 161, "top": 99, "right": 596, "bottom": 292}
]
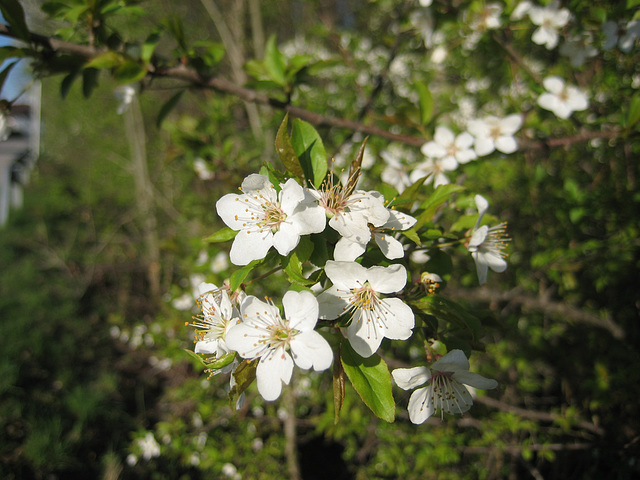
[
  {"left": 409, "top": 157, "right": 457, "bottom": 187},
  {"left": 225, "top": 291, "right": 332, "bottom": 401},
  {"left": 380, "top": 145, "right": 413, "bottom": 193},
  {"left": 310, "top": 172, "right": 389, "bottom": 244},
  {"left": 318, "top": 261, "right": 414, "bottom": 358},
  {"left": 114, "top": 84, "right": 136, "bottom": 114},
  {"left": 468, "top": 195, "right": 509, "bottom": 285},
  {"left": 392, "top": 349, "right": 498, "bottom": 424},
  {"left": 0, "top": 112, "right": 9, "bottom": 141},
  {"left": 216, "top": 174, "right": 326, "bottom": 265},
  {"left": 528, "top": 1, "right": 571, "bottom": 50},
  {"left": 190, "top": 282, "right": 240, "bottom": 362},
  {"left": 602, "top": 19, "right": 640, "bottom": 52},
  {"left": 559, "top": 33, "right": 598, "bottom": 67},
  {"left": 422, "top": 126, "right": 477, "bottom": 166},
  {"left": 334, "top": 196, "right": 417, "bottom": 261},
  {"left": 537, "top": 76, "right": 589, "bottom": 119},
  {"left": 467, "top": 114, "right": 522, "bottom": 156},
  {"left": 136, "top": 432, "right": 161, "bottom": 460}
]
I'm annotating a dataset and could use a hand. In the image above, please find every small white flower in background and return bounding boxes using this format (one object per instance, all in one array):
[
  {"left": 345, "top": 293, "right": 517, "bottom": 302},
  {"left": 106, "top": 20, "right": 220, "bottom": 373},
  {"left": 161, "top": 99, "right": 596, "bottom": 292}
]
[
  {"left": 511, "top": 1, "right": 532, "bottom": 21},
  {"left": 528, "top": 0, "right": 571, "bottom": 50},
  {"left": 216, "top": 174, "right": 326, "bottom": 265},
  {"left": 468, "top": 195, "right": 509, "bottom": 285},
  {"left": 114, "top": 85, "right": 136, "bottom": 114},
  {"left": 193, "top": 157, "right": 214, "bottom": 180},
  {"left": 422, "top": 126, "right": 477, "bottom": 166},
  {"left": 334, "top": 195, "right": 417, "bottom": 261},
  {"left": 318, "top": 261, "right": 414, "bottom": 358},
  {"left": 602, "top": 19, "right": 640, "bottom": 52},
  {"left": 225, "top": 290, "right": 332, "bottom": 401},
  {"left": 418, "top": 0, "right": 433, "bottom": 7},
  {"left": 126, "top": 454, "right": 137, "bottom": 466},
  {"left": 190, "top": 282, "right": 240, "bottom": 362},
  {"left": 409, "top": 156, "right": 457, "bottom": 188},
  {"left": 392, "top": 349, "right": 498, "bottom": 424},
  {"left": 559, "top": 33, "right": 598, "bottom": 68},
  {"left": 136, "top": 432, "right": 160, "bottom": 460},
  {"left": 467, "top": 114, "right": 522, "bottom": 156},
  {"left": 380, "top": 144, "right": 414, "bottom": 193},
  {"left": 470, "top": 3, "right": 503, "bottom": 32},
  {"left": 172, "top": 293, "right": 194, "bottom": 311},
  {"left": 222, "top": 462, "right": 241, "bottom": 479},
  {"left": 537, "top": 76, "right": 589, "bottom": 119},
  {"left": 210, "top": 251, "right": 229, "bottom": 273}
]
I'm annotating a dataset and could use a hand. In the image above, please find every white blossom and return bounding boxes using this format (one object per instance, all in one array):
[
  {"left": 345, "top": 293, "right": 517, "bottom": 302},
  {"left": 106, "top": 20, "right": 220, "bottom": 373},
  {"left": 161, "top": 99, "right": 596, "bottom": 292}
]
[
  {"left": 318, "top": 261, "right": 414, "bottom": 358},
  {"left": 528, "top": 0, "right": 571, "bottom": 50},
  {"left": 114, "top": 85, "right": 136, "bottom": 114},
  {"left": 422, "top": 126, "right": 477, "bottom": 165},
  {"left": 392, "top": 349, "right": 498, "bottom": 424},
  {"left": 537, "top": 76, "right": 589, "bottom": 119},
  {"left": 225, "top": 291, "right": 332, "bottom": 401},
  {"left": 334, "top": 192, "right": 416, "bottom": 261},
  {"left": 559, "top": 33, "right": 598, "bottom": 67},
  {"left": 603, "top": 19, "right": 640, "bottom": 52},
  {"left": 409, "top": 157, "right": 457, "bottom": 188},
  {"left": 468, "top": 195, "right": 509, "bottom": 285},
  {"left": 216, "top": 174, "right": 326, "bottom": 265},
  {"left": 194, "top": 157, "right": 214, "bottom": 180},
  {"left": 511, "top": 1, "right": 532, "bottom": 21},
  {"left": 467, "top": 114, "right": 522, "bottom": 156},
  {"left": 136, "top": 432, "right": 161, "bottom": 460}
]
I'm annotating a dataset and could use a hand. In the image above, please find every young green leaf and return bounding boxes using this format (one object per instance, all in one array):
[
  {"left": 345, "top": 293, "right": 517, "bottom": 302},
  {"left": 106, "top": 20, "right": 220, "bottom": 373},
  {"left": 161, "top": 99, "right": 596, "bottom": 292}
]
[
  {"left": 416, "top": 184, "right": 464, "bottom": 228},
  {"left": 156, "top": 90, "right": 185, "bottom": 128},
  {"left": 333, "top": 347, "right": 346, "bottom": 424},
  {"left": 203, "top": 227, "right": 238, "bottom": 243},
  {"left": 414, "top": 80, "right": 434, "bottom": 126},
  {"left": 275, "top": 114, "right": 305, "bottom": 182},
  {"left": 291, "top": 118, "right": 328, "bottom": 188},
  {"left": 264, "top": 35, "right": 286, "bottom": 86},
  {"left": 0, "top": 0, "right": 30, "bottom": 42},
  {"left": 341, "top": 340, "right": 395, "bottom": 423}
]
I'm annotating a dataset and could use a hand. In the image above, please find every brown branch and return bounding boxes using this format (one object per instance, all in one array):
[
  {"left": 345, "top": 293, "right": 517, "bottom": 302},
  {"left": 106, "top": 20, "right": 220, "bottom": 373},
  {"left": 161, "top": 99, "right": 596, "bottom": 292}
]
[
  {"left": 447, "top": 286, "right": 625, "bottom": 340},
  {"left": 460, "top": 442, "right": 593, "bottom": 455},
  {"left": 0, "top": 24, "right": 627, "bottom": 149}
]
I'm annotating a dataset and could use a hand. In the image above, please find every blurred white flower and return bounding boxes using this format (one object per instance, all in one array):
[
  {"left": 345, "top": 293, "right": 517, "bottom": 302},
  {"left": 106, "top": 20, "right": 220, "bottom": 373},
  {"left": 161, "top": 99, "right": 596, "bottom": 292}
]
[
  {"left": 422, "top": 126, "right": 477, "bottom": 165},
  {"left": 136, "top": 432, "right": 160, "bottom": 460},
  {"left": 537, "top": 76, "right": 589, "bottom": 119},
  {"left": 559, "top": 33, "right": 598, "bottom": 67},
  {"left": 511, "top": 1, "right": 532, "bottom": 21},
  {"left": 380, "top": 148, "right": 412, "bottom": 193},
  {"left": 0, "top": 112, "right": 9, "bottom": 141},
  {"left": 114, "top": 85, "right": 136, "bottom": 114},
  {"left": 194, "top": 158, "right": 214, "bottom": 180},
  {"left": 602, "top": 19, "right": 640, "bottom": 52},
  {"left": 529, "top": 0, "right": 571, "bottom": 50},
  {"left": 410, "top": 157, "right": 457, "bottom": 188},
  {"left": 467, "top": 114, "right": 522, "bottom": 156}
]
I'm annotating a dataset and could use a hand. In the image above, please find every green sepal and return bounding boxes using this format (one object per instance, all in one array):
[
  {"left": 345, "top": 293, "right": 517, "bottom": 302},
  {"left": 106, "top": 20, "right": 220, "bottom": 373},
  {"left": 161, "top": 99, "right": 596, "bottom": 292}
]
[
  {"left": 203, "top": 226, "right": 238, "bottom": 244},
  {"left": 229, "top": 359, "right": 257, "bottom": 407}
]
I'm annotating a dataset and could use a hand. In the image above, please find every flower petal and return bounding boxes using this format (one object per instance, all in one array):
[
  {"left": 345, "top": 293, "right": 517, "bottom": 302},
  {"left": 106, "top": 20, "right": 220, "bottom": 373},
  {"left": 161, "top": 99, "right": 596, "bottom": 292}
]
[
  {"left": 381, "top": 298, "right": 415, "bottom": 340},
  {"left": 392, "top": 366, "right": 431, "bottom": 390},
  {"left": 453, "top": 371, "right": 498, "bottom": 390},
  {"left": 334, "top": 237, "right": 366, "bottom": 262},
  {"left": 229, "top": 229, "right": 273, "bottom": 266},
  {"left": 290, "top": 331, "right": 333, "bottom": 371},
  {"left": 407, "top": 386, "right": 435, "bottom": 424},
  {"left": 431, "top": 349, "right": 470, "bottom": 372},
  {"left": 283, "top": 290, "right": 319, "bottom": 332},
  {"left": 367, "top": 264, "right": 407, "bottom": 293},
  {"left": 256, "top": 348, "right": 293, "bottom": 401}
]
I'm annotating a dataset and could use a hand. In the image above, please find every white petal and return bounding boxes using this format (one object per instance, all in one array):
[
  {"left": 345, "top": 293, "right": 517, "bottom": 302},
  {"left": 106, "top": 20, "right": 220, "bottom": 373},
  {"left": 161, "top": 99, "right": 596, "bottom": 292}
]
[
  {"left": 367, "top": 264, "right": 407, "bottom": 293},
  {"left": 215, "top": 193, "right": 246, "bottom": 230},
  {"left": 478, "top": 250, "right": 508, "bottom": 272},
  {"left": 433, "top": 126, "right": 455, "bottom": 147},
  {"left": 384, "top": 209, "right": 417, "bottom": 230},
  {"left": 431, "top": 349, "right": 470, "bottom": 372},
  {"left": 406, "top": 386, "right": 435, "bottom": 424},
  {"left": 197, "top": 282, "right": 219, "bottom": 296},
  {"left": 256, "top": 349, "right": 293, "bottom": 401},
  {"left": 474, "top": 137, "right": 495, "bottom": 156},
  {"left": 473, "top": 251, "right": 490, "bottom": 284},
  {"left": 474, "top": 196, "right": 489, "bottom": 222},
  {"left": 374, "top": 233, "right": 405, "bottom": 260},
  {"left": 241, "top": 173, "right": 272, "bottom": 193},
  {"left": 278, "top": 178, "right": 305, "bottom": 214},
  {"left": 391, "top": 366, "right": 431, "bottom": 390},
  {"left": 501, "top": 114, "right": 522, "bottom": 134},
  {"left": 334, "top": 237, "right": 366, "bottom": 262},
  {"left": 272, "top": 222, "right": 300, "bottom": 256},
  {"left": 317, "top": 286, "right": 350, "bottom": 320},
  {"left": 194, "top": 338, "right": 221, "bottom": 355},
  {"left": 290, "top": 331, "right": 333, "bottom": 371},
  {"left": 421, "top": 140, "right": 447, "bottom": 158},
  {"left": 324, "top": 261, "right": 367, "bottom": 289},
  {"left": 495, "top": 136, "right": 518, "bottom": 154},
  {"left": 346, "top": 320, "right": 383, "bottom": 358},
  {"left": 381, "top": 298, "right": 415, "bottom": 339},
  {"left": 225, "top": 323, "right": 266, "bottom": 358},
  {"left": 543, "top": 76, "right": 565, "bottom": 94},
  {"left": 453, "top": 371, "right": 498, "bottom": 390},
  {"left": 455, "top": 131, "right": 475, "bottom": 150},
  {"left": 229, "top": 229, "right": 273, "bottom": 265},
  {"left": 283, "top": 290, "right": 319, "bottom": 331}
]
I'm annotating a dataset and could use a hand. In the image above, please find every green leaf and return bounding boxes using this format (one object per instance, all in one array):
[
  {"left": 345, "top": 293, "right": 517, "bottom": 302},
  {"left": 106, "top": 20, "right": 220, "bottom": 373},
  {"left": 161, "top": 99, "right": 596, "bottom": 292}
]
[
  {"left": 229, "top": 263, "right": 255, "bottom": 292},
  {"left": 393, "top": 175, "right": 428, "bottom": 208},
  {"left": 281, "top": 247, "right": 316, "bottom": 286},
  {"left": 0, "top": 62, "right": 18, "bottom": 95},
  {"left": 309, "top": 233, "right": 331, "bottom": 267},
  {"left": 291, "top": 118, "right": 327, "bottom": 188},
  {"left": 264, "top": 35, "right": 286, "bottom": 86},
  {"left": 60, "top": 70, "right": 80, "bottom": 99},
  {"left": 626, "top": 93, "right": 640, "bottom": 130},
  {"left": 142, "top": 31, "right": 162, "bottom": 64},
  {"left": 85, "top": 51, "right": 123, "bottom": 70},
  {"left": 113, "top": 60, "right": 147, "bottom": 83},
  {"left": 414, "top": 80, "right": 434, "bottom": 125},
  {"left": 81, "top": 68, "right": 99, "bottom": 98},
  {"left": 0, "top": 0, "right": 30, "bottom": 42},
  {"left": 0, "top": 46, "right": 27, "bottom": 63},
  {"left": 340, "top": 340, "right": 395, "bottom": 422},
  {"left": 156, "top": 90, "right": 185, "bottom": 128},
  {"left": 416, "top": 184, "right": 464, "bottom": 227},
  {"left": 401, "top": 227, "right": 421, "bottom": 246},
  {"left": 203, "top": 227, "right": 238, "bottom": 243},
  {"left": 275, "top": 114, "right": 305, "bottom": 182},
  {"left": 411, "top": 294, "right": 482, "bottom": 342}
]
